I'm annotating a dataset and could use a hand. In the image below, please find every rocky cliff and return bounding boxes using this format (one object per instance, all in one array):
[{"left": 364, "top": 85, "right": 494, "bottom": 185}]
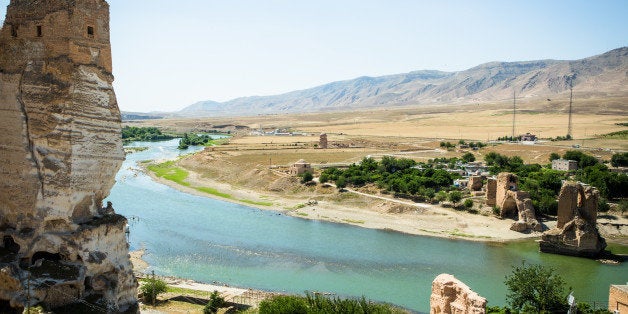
[{"left": 0, "top": 0, "right": 137, "bottom": 312}]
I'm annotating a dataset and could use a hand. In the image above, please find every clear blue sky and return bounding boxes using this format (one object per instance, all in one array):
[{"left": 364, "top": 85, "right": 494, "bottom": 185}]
[{"left": 1, "top": 0, "right": 626, "bottom": 112}]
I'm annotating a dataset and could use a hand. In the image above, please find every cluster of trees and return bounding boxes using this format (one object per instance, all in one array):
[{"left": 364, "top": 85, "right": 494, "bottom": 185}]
[
  {"left": 497, "top": 135, "right": 521, "bottom": 141},
  {"left": 439, "top": 140, "right": 486, "bottom": 149},
  {"left": 121, "top": 126, "right": 175, "bottom": 142},
  {"left": 319, "top": 156, "right": 459, "bottom": 200},
  {"left": 485, "top": 150, "right": 628, "bottom": 215},
  {"left": 178, "top": 133, "right": 215, "bottom": 149},
  {"left": 259, "top": 292, "right": 406, "bottom": 314},
  {"left": 611, "top": 152, "right": 628, "bottom": 167}
]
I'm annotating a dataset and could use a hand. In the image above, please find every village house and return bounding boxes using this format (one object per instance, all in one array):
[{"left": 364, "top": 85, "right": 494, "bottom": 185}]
[
  {"left": 552, "top": 159, "right": 578, "bottom": 171},
  {"left": 289, "top": 159, "right": 312, "bottom": 175}
]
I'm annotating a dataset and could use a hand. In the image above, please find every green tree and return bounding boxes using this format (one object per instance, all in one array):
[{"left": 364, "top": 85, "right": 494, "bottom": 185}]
[
  {"left": 611, "top": 152, "right": 628, "bottom": 167},
  {"left": 549, "top": 152, "right": 561, "bottom": 162},
  {"left": 504, "top": 263, "right": 568, "bottom": 313},
  {"left": 301, "top": 172, "right": 313, "bottom": 183},
  {"left": 204, "top": 290, "right": 226, "bottom": 314},
  {"left": 140, "top": 277, "right": 168, "bottom": 304},
  {"left": 461, "top": 152, "right": 476, "bottom": 163},
  {"left": 448, "top": 191, "right": 463, "bottom": 206}
]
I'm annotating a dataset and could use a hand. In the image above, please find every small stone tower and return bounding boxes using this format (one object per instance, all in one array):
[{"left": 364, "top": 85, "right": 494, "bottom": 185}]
[
  {"left": 0, "top": 0, "right": 137, "bottom": 312},
  {"left": 319, "top": 133, "right": 328, "bottom": 149}
]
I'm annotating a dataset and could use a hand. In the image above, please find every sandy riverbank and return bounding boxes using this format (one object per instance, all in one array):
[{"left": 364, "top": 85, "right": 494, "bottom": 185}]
[{"left": 142, "top": 163, "right": 556, "bottom": 242}]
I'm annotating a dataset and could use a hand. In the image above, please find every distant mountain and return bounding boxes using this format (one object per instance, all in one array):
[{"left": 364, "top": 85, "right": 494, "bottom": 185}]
[{"left": 175, "top": 47, "right": 628, "bottom": 117}]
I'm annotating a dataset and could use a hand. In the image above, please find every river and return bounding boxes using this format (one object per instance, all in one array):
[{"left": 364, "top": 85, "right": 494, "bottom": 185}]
[{"left": 106, "top": 139, "right": 627, "bottom": 313}]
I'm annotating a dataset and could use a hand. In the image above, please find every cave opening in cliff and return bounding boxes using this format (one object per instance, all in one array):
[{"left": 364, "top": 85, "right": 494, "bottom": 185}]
[
  {"left": 0, "top": 299, "right": 22, "bottom": 314},
  {"left": 31, "top": 251, "right": 62, "bottom": 265},
  {"left": 87, "top": 26, "right": 94, "bottom": 38},
  {"left": 10, "top": 25, "right": 17, "bottom": 37},
  {"left": 2, "top": 236, "right": 20, "bottom": 253},
  {"left": 36, "top": 25, "right": 42, "bottom": 37}
]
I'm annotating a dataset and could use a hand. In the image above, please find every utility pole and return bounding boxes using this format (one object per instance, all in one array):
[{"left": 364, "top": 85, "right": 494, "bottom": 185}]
[
  {"left": 567, "top": 79, "right": 573, "bottom": 139},
  {"left": 512, "top": 90, "right": 516, "bottom": 141}
]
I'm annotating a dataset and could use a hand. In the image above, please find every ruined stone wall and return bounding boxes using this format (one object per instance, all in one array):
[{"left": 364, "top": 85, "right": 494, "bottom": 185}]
[
  {"left": 608, "top": 285, "right": 628, "bottom": 314},
  {"left": 430, "top": 274, "right": 486, "bottom": 314},
  {"left": 0, "top": 0, "right": 136, "bottom": 312},
  {"left": 540, "top": 181, "right": 606, "bottom": 257},
  {"left": 485, "top": 178, "right": 496, "bottom": 206}
]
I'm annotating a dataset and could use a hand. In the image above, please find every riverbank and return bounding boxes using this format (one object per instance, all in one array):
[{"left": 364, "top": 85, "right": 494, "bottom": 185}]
[{"left": 142, "top": 160, "right": 554, "bottom": 242}]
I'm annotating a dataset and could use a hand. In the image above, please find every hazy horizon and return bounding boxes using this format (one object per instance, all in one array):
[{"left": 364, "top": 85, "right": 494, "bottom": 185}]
[{"left": 0, "top": 0, "right": 626, "bottom": 113}]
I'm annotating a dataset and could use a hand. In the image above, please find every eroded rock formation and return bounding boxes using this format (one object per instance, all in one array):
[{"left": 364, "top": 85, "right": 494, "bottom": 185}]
[
  {"left": 486, "top": 173, "right": 542, "bottom": 232},
  {"left": 430, "top": 274, "right": 486, "bottom": 314},
  {"left": 539, "top": 181, "right": 607, "bottom": 257},
  {"left": 0, "top": 0, "right": 137, "bottom": 312}
]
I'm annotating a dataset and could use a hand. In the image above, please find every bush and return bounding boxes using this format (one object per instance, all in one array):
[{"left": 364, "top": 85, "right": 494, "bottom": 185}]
[
  {"left": 462, "top": 152, "right": 476, "bottom": 163},
  {"left": 301, "top": 172, "right": 313, "bottom": 183},
  {"left": 204, "top": 290, "right": 226, "bottom": 314},
  {"left": 140, "top": 278, "right": 167, "bottom": 304},
  {"left": 259, "top": 293, "right": 405, "bottom": 314},
  {"left": 448, "top": 191, "right": 463, "bottom": 206},
  {"left": 492, "top": 206, "right": 500, "bottom": 216},
  {"left": 259, "top": 295, "right": 309, "bottom": 314},
  {"left": 463, "top": 199, "right": 474, "bottom": 209}
]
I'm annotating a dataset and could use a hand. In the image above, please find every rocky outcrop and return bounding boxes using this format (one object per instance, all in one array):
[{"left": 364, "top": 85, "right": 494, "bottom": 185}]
[
  {"left": 0, "top": 0, "right": 137, "bottom": 312},
  {"left": 539, "top": 182, "right": 607, "bottom": 257},
  {"left": 430, "top": 274, "right": 486, "bottom": 314},
  {"left": 486, "top": 173, "right": 542, "bottom": 232}
]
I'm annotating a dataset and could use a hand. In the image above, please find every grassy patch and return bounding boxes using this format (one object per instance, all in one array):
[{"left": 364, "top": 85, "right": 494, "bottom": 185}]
[
  {"left": 147, "top": 161, "right": 190, "bottom": 186},
  {"left": 449, "top": 229, "right": 492, "bottom": 239},
  {"left": 239, "top": 199, "right": 273, "bottom": 206},
  {"left": 296, "top": 212, "right": 309, "bottom": 217},
  {"left": 194, "top": 186, "right": 232, "bottom": 198},
  {"left": 342, "top": 219, "right": 365, "bottom": 224},
  {"left": 291, "top": 203, "right": 307, "bottom": 210},
  {"left": 600, "top": 130, "right": 628, "bottom": 139}
]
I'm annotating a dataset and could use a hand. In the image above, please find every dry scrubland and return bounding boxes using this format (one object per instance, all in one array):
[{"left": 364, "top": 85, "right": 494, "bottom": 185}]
[{"left": 131, "top": 99, "right": 627, "bottom": 242}]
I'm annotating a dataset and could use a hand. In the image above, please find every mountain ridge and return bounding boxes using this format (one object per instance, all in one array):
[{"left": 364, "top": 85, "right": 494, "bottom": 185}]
[{"left": 146, "top": 47, "right": 628, "bottom": 118}]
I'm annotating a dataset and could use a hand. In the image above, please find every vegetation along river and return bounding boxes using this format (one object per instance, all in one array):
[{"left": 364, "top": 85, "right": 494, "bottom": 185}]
[{"left": 106, "top": 139, "right": 627, "bottom": 313}]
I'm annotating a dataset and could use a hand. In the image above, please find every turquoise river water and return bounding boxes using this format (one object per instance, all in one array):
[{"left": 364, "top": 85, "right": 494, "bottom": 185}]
[{"left": 106, "top": 139, "right": 627, "bottom": 313}]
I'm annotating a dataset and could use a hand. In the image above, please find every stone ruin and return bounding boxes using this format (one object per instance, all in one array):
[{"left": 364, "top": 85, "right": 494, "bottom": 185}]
[
  {"left": 539, "top": 181, "right": 607, "bottom": 257},
  {"left": 486, "top": 173, "right": 542, "bottom": 232},
  {"left": 468, "top": 176, "right": 483, "bottom": 192},
  {"left": 430, "top": 274, "right": 486, "bottom": 314},
  {"left": 319, "top": 133, "right": 328, "bottom": 149},
  {"left": 0, "top": 0, "right": 137, "bottom": 312}
]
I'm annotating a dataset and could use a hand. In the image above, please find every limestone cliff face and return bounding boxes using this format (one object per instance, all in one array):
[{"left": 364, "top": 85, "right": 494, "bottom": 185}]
[{"left": 0, "top": 0, "right": 137, "bottom": 312}]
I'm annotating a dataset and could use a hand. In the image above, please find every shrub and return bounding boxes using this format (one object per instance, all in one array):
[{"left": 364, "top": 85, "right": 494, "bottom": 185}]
[
  {"left": 463, "top": 199, "right": 474, "bottom": 209},
  {"left": 448, "top": 191, "right": 463, "bottom": 206},
  {"left": 492, "top": 206, "right": 500, "bottom": 216},
  {"left": 259, "top": 295, "right": 309, "bottom": 314},
  {"left": 140, "top": 277, "right": 167, "bottom": 304},
  {"left": 301, "top": 172, "right": 313, "bottom": 183},
  {"left": 204, "top": 290, "right": 226, "bottom": 314}
]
